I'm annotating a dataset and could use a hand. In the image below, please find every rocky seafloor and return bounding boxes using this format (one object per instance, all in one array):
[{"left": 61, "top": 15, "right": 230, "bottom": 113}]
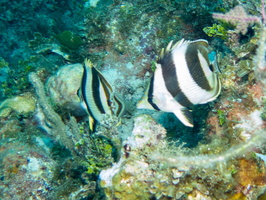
[{"left": 0, "top": 0, "right": 266, "bottom": 199}]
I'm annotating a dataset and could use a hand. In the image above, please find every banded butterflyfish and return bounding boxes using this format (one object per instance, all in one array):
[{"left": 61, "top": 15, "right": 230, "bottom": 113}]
[
  {"left": 79, "top": 59, "right": 125, "bottom": 131},
  {"left": 137, "top": 39, "right": 221, "bottom": 127}
]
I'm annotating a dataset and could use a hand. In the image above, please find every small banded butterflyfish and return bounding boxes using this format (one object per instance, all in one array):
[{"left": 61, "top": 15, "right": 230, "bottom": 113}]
[
  {"left": 79, "top": 59, "right": 125, "bottom": 131},
  {"left": 137, "top": 39, "right": 221, "bottom": 127}
]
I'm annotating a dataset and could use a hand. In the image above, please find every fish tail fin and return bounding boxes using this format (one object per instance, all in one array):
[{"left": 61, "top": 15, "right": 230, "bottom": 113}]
[{"left": 173, "top": 108, "right": 194, "bottom": 127}]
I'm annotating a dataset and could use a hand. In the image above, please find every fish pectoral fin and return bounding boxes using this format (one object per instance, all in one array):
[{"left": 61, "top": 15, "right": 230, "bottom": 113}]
[{"left": 173, "top": 108, "right": 194, "bottom": 127}]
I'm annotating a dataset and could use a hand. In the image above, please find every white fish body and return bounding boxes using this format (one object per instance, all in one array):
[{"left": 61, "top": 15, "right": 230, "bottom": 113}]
[
  {"left": 172, "top": 39, "right": 220, "bottom": 104},
  {"left": 137, "top": 39, "right": 221, "bottom": 127}
]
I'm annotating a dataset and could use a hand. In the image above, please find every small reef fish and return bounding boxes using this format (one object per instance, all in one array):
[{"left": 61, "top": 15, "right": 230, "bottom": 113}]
[
  {"left": 137, "top": 39, "right": 221, "bottom": 127},
  {"left": 79, "top": 59, "right": 125, "bottom": 130}
]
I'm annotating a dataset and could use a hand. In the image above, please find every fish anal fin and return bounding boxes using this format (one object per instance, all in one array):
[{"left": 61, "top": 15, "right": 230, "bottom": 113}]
[
  {"left": 173, "top": 108, "right": 194, "bottom": 127},
  {"left": 89, "top": 115, "right": 95, "bottom": 131},
  {"left": 137, "top": 98, "right": 154, "bottom": 110}
]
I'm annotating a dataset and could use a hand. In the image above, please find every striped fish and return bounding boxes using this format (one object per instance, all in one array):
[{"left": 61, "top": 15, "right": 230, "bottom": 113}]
[
  {"left": 79, "top": 59, "right": 125, "bottom": 131},
  {"left": 137, "top": 39, "right": 221, "bottom": 127}
]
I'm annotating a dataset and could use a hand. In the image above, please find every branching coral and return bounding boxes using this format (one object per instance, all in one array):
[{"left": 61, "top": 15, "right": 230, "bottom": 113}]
[
  {"left": 153, "top": 129, "right": 265, "bottom": 168},
  {"left": 29, "top": 72, "right": 77, "bottom": 154},
  {"left": 213, "top": 5, "right": 262, "bottom": 34},
  {"left": 254, "top": 25, "right": 266, "bottom": 85}
]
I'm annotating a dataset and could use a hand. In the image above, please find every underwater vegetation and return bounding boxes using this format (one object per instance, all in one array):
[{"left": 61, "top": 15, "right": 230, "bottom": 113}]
[
  {"left": 0, "top": 0, "right": 266, "bottom": 199},
  {"left": 55, "top": 30, "right": 84, "bottom": 50}
]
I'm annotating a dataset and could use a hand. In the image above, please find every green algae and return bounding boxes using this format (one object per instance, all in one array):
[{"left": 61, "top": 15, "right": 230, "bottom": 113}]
[
  {"left": 203, "top": 23, "right": 228, "bottom": 40},
  {"left": 55, "top": 30, "right": 83, "bottom": 50}
]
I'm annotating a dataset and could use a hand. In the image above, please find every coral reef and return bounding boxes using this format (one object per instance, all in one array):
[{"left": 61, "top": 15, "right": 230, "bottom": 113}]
[
  {"left": 100, "top": 115, "right": 170, "bottom": 199},
  {"left": 0, "top": 70, "right": 116, "bottom": 199},
  {"left": 0, "top": 93, "right": 36, "bottom": 118},
  {"left": 0, "top": 141, "right": 57, "bottom": 199},
  {"left": 99, "top": 1, "right": 266, "bottom": 199},
  {"left": 100, "top": 115, "right": 255, "bottom": 199},
  {"left": 1, "top": 0, "right": 266, "bottom": 199},
  {"left": 0, "top": 139, "right": 98, "bottom": 200}
]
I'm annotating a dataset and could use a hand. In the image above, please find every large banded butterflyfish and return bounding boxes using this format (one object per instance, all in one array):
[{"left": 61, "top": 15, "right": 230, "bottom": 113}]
[
  {"left": 137, "top": 39, "right": 221, "bottom": 127},
  {"left": 79, "top": 59, "right": 125, "bottom": 131}
]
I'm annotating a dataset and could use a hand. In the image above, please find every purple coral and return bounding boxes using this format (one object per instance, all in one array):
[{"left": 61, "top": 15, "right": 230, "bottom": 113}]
[{"left": 213, "top": 5, "right": 261, "bottom": 35}]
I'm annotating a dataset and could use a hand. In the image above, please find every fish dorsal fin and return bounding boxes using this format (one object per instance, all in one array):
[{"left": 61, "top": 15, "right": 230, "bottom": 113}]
[
  {"left": 84, "top": 58, "right": 93, "bottom": 68},
  {"left": 98, "top": 73, "right": 113, "bottom": 93},
  {"left": 97, "top": 73, "right": 126, "bottom": 118},
  {"left": 113, "top": 94, "right": 125, "bottom": 118},
  {"left": 160, "top": 47, "right": 166, "bottom": 60},
  {"left": 160, "top": 39, "right": 190, "bottom": 61},
  {"left": 165, "top": 40, "right": 174, "bottom": 54},
  {"left": 171, "top": 38, "right": 187, "bottom": 50},
  {"left": 190, "top": 39, "right": 209, "bottom": 48},
  {"left": 160, "top": 40, "right": 173, "bottom": 60},
  {"left": 160, "top": 39, "right": 208, "bottom": 60}
]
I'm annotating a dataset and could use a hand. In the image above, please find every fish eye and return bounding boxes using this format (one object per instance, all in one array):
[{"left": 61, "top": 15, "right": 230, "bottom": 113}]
[{"left": 209, "top": 64, "right": 214, "bottom": 72}]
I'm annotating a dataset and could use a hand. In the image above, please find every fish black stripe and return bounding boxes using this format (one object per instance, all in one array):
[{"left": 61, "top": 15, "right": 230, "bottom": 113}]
[
  {"left": 81, "top": 65, "right": 96, "bottom": 119},
  {"left": 185, "top": 43, "right": 211, "bottom": 91},
  {"left": 114, "top": 96, "right": 124, "bottom": 117},
  {"left": 91, "top": 67, "right": 106, "bottom": 114},
  {"left": 181, "top": 108, "right": 194, "bottom": 126},
  {"left": 98, "top": 73, "right": 112, "bottom": 110},
  {"left": 98, "top": 73, "right": 124, "bottom": 117},
  {"left": 174, "top": 91, "right": 192, "bottom": 107},
  {"left": 148, "top": 75, "right": 160, "bottom": 111},
  {"left": 159, "top": 52, "right": 180, "bottom": 97}
]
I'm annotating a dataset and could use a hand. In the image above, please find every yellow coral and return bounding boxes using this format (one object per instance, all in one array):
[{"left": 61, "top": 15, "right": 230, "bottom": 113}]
[{"left": 0, "top": 93, "right": 36, "bottom": 117}]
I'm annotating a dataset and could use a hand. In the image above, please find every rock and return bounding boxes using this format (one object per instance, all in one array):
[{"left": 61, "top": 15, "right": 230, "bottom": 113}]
[
  {"left": 0, "top": 92, "right": 36, "bottom": 118},
  {"left": 46, "top": 63, "right": 83, "bottom": 107}
]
